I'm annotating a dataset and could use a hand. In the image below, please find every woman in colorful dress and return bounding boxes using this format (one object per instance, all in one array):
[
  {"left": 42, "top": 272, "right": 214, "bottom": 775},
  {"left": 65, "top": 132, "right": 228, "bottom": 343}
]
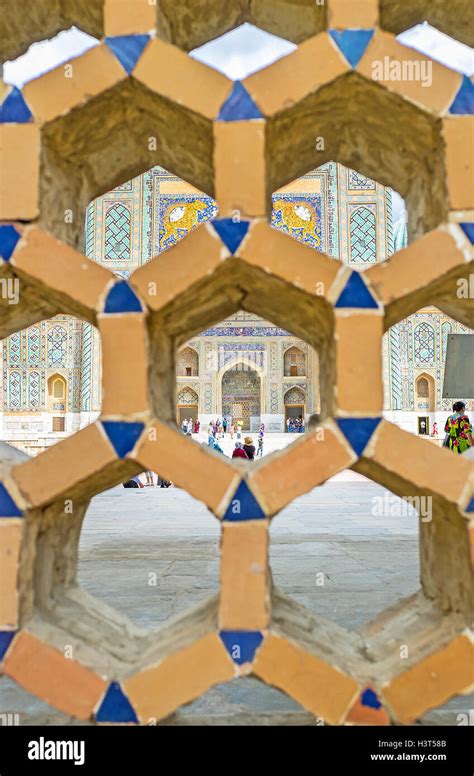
[{"left": 444, "top": 401, "right": 473, "bottom": 454}]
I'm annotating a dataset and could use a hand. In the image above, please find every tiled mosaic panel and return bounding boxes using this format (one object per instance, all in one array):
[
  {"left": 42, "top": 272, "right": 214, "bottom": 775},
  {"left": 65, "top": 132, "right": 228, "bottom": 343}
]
[
  {"left": 283, "top": 347, "right": 307, "bottom": 376},
  {"left": 222, "top": 368, "right": 261, "bottom": 429}
]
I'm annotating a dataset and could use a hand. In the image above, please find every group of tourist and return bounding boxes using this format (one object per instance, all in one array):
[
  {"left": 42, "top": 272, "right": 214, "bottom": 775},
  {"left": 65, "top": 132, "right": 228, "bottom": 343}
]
[
  {"left": 286, "top": 416, "right": 305, "bottom": 433},
  {"left": 206, "top": 421, "right": 266, "bottom": 460},
  {"left": 181, "top": 417, "right": 200, "bottom": 435}
]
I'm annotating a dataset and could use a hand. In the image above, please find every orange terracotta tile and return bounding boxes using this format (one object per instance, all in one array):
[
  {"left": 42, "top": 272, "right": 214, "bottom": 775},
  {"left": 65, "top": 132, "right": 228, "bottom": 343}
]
[
  {"left": 239, "top": 220, "right": 340, "bottom": 297},
  {"left": 11, "top": 424, "right": 117, "bottom": 507},
  {"left": 0, "top": 125, "right": 40, "bottom": 220},
  {"left": 383, "top": 635, "right": 474, "bottom": 724},
  {"left": 131, "top": 223, "right": 225, "bottom": 312},
  {"left": 335, "top": 313, "right": 384, "bottom": 414},
  {"left": 11, "top": 228, "right": 113, "bottom": 311},
  {"left": 253, "top": 633, "right": 359, "bottom": 725},
  {"left": 346, "top": 688, "right": 390, "bottom": 725},
  {"left": 134, "top": 421, "right": 238, "bottom": 514},
  {"left": 133, "top": 39, "right": 232, "bottom": 120},
  {"left": 0, "top": 522, "right": 22, "bottom": 628},
  {"left": 249, "top": 426, "right": 355, "bottom": 516},
  {"left": 366, "top": 227, "right": 468, "bottom": 305},
  {"left": 367, "top": 420, "right": 472, "bottom": 503},
  {"left": 443, "top": 118, "right": 474, "bottom": 211},
  {"left": 358, "top": 30, "right": 462, "bottom": 115},
  {"left": 104, "top": 0, "right": 156, "bottom": 36},
  {"left": 124, "top": 633, "right": 234, "bottom": 722},
  {"left": 3, "top": 631, "right": 106, "bottom": 719},
  {"left": 22, "top": 45, "right": 125, "bottom": 123},
  {"left": 99, "top": 314, "right": 149, "bottom": 416},
  {"left": 219, "top": 521, "right": 270, "bottom": 630},
  {"left": 214, "top": 121, "right": 266, "bottom": 218},
  {"left": 329, "top": 0, "right": 379, "bottom": 28},
  {"left": 244, "top": 33, "right": 348, "bottom": 116}
]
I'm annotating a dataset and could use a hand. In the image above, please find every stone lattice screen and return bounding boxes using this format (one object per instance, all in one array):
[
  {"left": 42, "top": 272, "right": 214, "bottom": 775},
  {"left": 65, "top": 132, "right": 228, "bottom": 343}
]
[{"left": 0, "top": 0, "right": 473, "bottom": 725}]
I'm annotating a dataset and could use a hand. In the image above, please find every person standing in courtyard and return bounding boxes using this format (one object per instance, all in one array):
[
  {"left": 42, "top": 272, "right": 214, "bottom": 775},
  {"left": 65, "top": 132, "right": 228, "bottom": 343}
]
[
  {"left": 222, "top": 417, "right": 227, "bottom": 435},
  {"left": 145, "top": 470, "right": 154, "bottom": 486},
  {"left": 229, "top": 421, "right": 234, "bottom": 440},
  {"left": 444, "top": 401, "right": 473, "bottom": 454},
  {"left": 257, "top": 435, "right": 264, "bottom": 458},
  {"left": 243, "top": 436, "right": 255, "bottom": 460},
  {"left": 211, "top": 437, "right": 225, "bottom": 455},
  {"left": 232, "top": 442, "right": 248, "bottom": 460}
]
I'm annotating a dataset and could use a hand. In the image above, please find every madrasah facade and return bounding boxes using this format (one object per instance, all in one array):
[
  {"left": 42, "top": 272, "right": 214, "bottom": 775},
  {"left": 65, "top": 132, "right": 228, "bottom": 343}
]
[{"left": 1, "top": 163, "right": 470, "bottom": 453}]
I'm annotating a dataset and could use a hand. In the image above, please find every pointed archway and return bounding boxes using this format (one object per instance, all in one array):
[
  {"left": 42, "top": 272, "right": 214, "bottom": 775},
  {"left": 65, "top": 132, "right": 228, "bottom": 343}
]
[{"left": 221, "top": 364, "right": 262, "bottom": 431}]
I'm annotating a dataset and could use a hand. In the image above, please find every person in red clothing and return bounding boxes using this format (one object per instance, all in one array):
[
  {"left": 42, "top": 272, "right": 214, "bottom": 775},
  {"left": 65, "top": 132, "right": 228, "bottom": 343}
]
[{"left": 232, "top": 442, "right": 249, "bottom": 460}]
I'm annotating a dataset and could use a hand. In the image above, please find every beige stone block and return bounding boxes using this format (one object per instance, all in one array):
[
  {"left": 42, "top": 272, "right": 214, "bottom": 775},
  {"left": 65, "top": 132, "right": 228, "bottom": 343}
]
[
  {"left": 244, "top": 33, "right": 349, "bottom": 116},
  {"left": 383, "top": 635, "right": 474, "bottom": 724},
  {"left": 335, "top": 313, "right": 384, "bottom": 414},
  {"left": 104, "top": 0, "right": 156, "bottom": 36},
  {"left": 0, "top": 522, "right": 22, "bottom": 628},
  {"left": 133, "top": 39, "right": 232, "bottom": 120},
  {"left": 0, "top": 125, "right": 40, "bottom": 220},
  {"left": 131, "top": 223, "right": 225, "bottom": 311},
  {"left": 329, "top": 0, "right": 379, "bottom": 28},
  {"left": 240, "top": 220, "right": 340, "bottom": 297},
  {"left": 3, "top": 631, "right": 106, "bottom": 719},
  {"left": 358, "top": 30, "right": 462, "bottom": 115},
  {"left": 253, "top": 633, "right": 359, "bottom": 725},
  {"left": 219, "top": 521, "right": 269, "bottom": 630},
  {"left": 12, "top": 228, "right": 113, "bottom": 310},
  {"left": 214, "top": 121, "right": 266, "bottom": 218},
  {"left": 249, "top": 427, "right": 355, "bottom": 515},
  {"left": 367, "top": 420, "right": 473, "bottom": 503},
  {"left": 134, "top": 421, "right": 238, "bottom": 514},
  {"left": 366, "top": 228, "right": 468, "bottom": 305},
  {"left": 22, "top": 45, "right": 125, "bottom": 123},
  {"left": 443, "top": 118, "right": 474, "bottom": 211},
  {"left": 124, "top": 633, "right": 234, "bottom": 722},
  {"left": 11, "top": 424, "right": 117, "bottom": 507},
  {"left": 99, "top": 314, "right": 149, "bottom": 416}
]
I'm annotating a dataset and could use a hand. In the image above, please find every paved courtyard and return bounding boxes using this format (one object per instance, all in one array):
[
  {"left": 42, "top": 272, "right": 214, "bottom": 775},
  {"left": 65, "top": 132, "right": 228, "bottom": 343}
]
[{"left": 1, "top": 435, "right": 471, "bottom": 724}]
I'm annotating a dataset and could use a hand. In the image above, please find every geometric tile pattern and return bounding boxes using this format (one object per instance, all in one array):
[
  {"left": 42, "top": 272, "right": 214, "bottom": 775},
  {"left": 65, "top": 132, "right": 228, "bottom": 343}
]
[
  {"left": 350, "top": 206, "right": 377, "bottom": 262},
  {"left": 105, "top": 203, "right": 131, "bottom": 260},
  {"left": 0, "top": 0, "right": 473, "bottom": 728}
]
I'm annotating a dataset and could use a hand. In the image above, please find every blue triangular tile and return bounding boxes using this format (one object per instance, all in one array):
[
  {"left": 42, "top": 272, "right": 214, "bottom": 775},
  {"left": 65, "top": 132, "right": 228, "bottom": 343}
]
[
  {"left": 361, "top": 688, "right": 382, "bottom": 709},
  {"left": 335, "top": 271, "right": 379, "bottom": 309},
  {"left": 0, "top": 87, "right": 32, "bottom": 123},
  {"left": 0, "top": 225, "right": 21, "bottom": 261},
  {"left": 459, "top": 223, "right": 474, "bottom": 244},
  {"left": 104, "top": 281, "right": 143, "bottom": 313},
  {"left": 465, "top": 496, "right": 474, "bottom": 513},
  {"left": 336, "top": 418, "right": 381, "bottom": 456},
  {"left": 449, "top": 76, "right": 474, "bottom": 115},
  {"left": 105, "top": 35, "right": 150, "bottom": 75},
  {"left": 212, "top": 218, "right": 250, "bottom": 255},
  {"left": 217, "top": 81, "right": 263, "bottom": 121},
  {"left": 96, "top": 682, "right": 138, "bottom": 723},
  {"left": 101, "top": 421, "right": 144, "bottom": 458},
  {"left": 0, "top": 631, "right": 16, "bottom": 660},
  {"left": 0, "top": 483, "right": 23, "bottom": 517},
  {"left": 329, "top": 29, "right": 374, "bottom": 68},
  {"left": 223, "top": 480, "right": 265, "bottom": 522},
  {"left": 220, "top": 631, "right": 264, "bottom": 665}
]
